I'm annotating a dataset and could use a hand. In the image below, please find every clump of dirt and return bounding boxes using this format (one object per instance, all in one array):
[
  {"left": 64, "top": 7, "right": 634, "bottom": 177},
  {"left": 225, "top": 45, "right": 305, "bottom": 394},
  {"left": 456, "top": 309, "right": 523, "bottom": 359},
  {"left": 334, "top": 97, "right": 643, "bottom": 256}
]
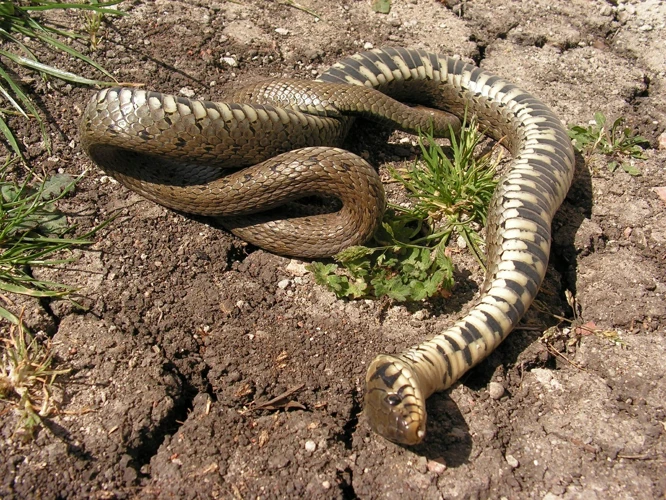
[{"left": 1, "top": 1, "right": 665, "bottom": 498}]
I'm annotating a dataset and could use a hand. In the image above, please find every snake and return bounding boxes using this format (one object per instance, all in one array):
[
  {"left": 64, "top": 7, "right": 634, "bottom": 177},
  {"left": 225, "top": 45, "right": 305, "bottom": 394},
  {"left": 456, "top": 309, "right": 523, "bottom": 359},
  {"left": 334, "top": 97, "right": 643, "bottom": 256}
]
[{"left": 80, "top": 47, "right": 575, "bottom": 445}]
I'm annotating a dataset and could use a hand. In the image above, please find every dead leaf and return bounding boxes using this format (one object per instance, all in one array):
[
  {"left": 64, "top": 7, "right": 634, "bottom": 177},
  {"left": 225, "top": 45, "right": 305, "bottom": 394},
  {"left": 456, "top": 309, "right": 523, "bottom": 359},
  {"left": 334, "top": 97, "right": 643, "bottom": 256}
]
[
  {"left": 234, "top": 382, "right": 253, "bottom": 399},
  {"left": 574, "top": 321, "right": 598, "bottom": 336},
  {"left": 283, "top": 401, "right": 306, "bottom": 410},
  {"left": 258, "top": 429, "right": 269, "bottom": 447}
]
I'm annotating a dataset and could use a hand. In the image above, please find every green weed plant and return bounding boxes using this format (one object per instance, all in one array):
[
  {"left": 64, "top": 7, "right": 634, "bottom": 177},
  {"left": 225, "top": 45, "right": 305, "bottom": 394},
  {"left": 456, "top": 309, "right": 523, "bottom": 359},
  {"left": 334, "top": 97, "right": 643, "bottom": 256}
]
[
  {"left": 309, "top": 117, "right": 500, "bottom": 302},
  {"left": 568, "top": 112, "right": 649, "bottom": 175}
]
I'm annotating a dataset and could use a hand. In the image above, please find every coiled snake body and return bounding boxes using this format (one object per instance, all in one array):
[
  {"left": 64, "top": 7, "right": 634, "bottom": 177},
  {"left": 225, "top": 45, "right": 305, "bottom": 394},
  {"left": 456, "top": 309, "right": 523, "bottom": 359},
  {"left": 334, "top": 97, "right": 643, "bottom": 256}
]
[{"left": 81, "top": 47, "right": 575, "bottom": 445}]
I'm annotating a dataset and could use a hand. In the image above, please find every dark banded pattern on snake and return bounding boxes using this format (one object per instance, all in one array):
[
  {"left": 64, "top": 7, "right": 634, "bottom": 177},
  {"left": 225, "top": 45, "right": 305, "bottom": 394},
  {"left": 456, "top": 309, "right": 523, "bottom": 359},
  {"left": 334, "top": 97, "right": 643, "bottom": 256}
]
[
  {"left": 80, "top": 47, "right": 575, "bottom": 445},
  {"left": 315, "top": 48, "right": 574, "bottom": 444}
]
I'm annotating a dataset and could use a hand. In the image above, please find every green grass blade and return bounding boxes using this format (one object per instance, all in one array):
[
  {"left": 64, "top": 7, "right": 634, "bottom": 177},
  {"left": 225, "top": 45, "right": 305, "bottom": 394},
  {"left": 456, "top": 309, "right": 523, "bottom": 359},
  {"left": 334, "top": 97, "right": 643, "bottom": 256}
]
[
  {"left": 0, "top": 2, "right": 15, "bottom": 16},
  {"left": 0, "top": 281, "right": 72, "bottom": 297},
  {"left": 0, "top": 113, "right": 24, "bottom": 159},
  {"left": 0, "top": 85, "right": 28, "bottom": 118},
  {"left": 0, "top": 27, "right": 39, "bottom": 60},
  {"left": 0, "top": 49, "right": 114, "bottom": 85},
  {"left": 0, "top": 305, "right": 20, "bottom": 325},
  {"left": 10, "top": 26, "right": 116, "bottom": 81},
  {"left": 20, "top": 1, "right": 126, "bottom": 15},
  {"left": 20, "top": 15, "right": 83, "bottom": 41},
  {"left": 0, "top": 64, "right": 43, "bottom": 120}
]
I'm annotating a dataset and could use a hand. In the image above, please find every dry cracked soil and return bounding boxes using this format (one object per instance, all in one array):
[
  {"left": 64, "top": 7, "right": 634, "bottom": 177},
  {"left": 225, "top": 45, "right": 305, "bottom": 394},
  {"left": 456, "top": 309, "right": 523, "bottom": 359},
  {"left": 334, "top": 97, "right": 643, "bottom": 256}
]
[{"left": 1, "top": 0, "right": 665, "bottom": 499}]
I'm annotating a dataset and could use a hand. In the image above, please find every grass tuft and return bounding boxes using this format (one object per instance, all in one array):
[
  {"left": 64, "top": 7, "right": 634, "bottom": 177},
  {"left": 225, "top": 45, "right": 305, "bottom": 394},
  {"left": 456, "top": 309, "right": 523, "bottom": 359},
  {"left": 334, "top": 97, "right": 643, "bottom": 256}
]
[
  {"left": 0, "top": 0, "right": 125, "bottom": 159},
  {"left": 0, "top": 157, "right": 104, "bottom": 324},
  {"left": 568, "top": 112, "right": 649, "bottom": 176},
  {"left": 309, "top": 116, "right": 501, "bottom": 302},
  {"left": 0, "top": 318, "right": 70, "bottom": 441}
]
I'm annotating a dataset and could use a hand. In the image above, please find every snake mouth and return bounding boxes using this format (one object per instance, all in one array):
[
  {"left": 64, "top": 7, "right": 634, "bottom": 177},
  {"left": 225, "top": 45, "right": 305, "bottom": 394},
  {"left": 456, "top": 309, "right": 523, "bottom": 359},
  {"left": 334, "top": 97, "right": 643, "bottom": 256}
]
[{"left": 364, "top": 355, "right": 427, "bottom": 445}]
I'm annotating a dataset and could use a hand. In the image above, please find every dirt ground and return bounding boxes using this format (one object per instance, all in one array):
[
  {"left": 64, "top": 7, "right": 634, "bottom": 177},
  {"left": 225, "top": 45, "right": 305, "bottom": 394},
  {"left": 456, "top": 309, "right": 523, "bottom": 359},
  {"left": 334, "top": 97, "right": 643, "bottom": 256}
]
[{"left": 1, "top": 0, "right": 665, "bottom": 498}]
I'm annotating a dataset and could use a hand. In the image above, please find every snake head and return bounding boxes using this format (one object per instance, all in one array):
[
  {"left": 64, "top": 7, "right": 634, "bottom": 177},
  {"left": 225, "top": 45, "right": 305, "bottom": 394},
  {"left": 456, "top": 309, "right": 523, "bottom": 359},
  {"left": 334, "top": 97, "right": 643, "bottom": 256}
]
[{"left": 364, "top": 354, "right": 426, "bottom": 445}]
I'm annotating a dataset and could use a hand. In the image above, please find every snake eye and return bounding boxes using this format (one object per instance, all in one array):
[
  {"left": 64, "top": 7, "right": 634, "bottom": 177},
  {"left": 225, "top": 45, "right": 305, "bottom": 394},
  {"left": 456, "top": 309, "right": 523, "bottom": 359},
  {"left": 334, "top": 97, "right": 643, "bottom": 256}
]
[{"left": 385, "top": 394, "right": 402, "bottom": 406}]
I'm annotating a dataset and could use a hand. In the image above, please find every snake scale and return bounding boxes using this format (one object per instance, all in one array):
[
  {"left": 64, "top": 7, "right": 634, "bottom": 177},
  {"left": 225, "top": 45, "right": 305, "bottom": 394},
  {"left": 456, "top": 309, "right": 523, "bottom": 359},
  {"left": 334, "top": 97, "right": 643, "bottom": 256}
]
[{"left": 81, "top": 47, "right": 575, "bottom": 445}]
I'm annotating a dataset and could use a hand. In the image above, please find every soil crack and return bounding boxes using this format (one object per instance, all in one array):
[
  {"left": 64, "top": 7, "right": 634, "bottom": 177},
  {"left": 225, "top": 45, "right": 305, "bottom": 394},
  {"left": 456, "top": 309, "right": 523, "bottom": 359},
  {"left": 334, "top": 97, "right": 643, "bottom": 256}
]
[
  {"left": 336, "top": 465, "right": 357, "bottom": 499},
  {"left": 125, "top": 363, "right": 200, "bottom": 475}
]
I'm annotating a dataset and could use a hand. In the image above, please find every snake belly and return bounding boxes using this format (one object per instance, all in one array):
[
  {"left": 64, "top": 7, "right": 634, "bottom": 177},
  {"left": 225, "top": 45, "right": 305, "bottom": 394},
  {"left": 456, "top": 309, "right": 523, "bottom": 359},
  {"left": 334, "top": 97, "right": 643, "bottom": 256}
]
[{"left": 314, "top": 48, "right": 574, "bottom": 444}]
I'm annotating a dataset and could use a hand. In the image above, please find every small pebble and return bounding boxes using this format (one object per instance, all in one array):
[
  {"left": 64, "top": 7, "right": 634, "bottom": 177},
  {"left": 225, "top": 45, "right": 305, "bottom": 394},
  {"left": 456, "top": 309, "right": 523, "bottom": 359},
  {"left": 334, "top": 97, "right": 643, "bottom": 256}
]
[
  {"left": 363, "top": 42, "right": 374, "bottom": 49},
  {"left": 505, "top": 454, "right": 519, "bottom": 468},
  {"left": 305, "top": 440, "right": 316, "bottom": 452},
  {"left": 221, "top": 56, "right": 237, "bottom": 67},
  {"left": 275, "top": 28, "right": 289, "bottom": 36},
  {"left": 322, "top": 481, "right": 331, "bottom": 489},
  {"left": 179, "top": 87, "right": 195, "bottom": 98},
  {"left": 277, "top": 279, "right": 291, "bottom": 289},
  {"left": 286, "top": 260, "right": 308, "bottom": 276},
  {"left": 413, "top": 310, "right": 427, "bottom": 321},
  {"left": 489, "top": 382, "right": 505, "bottom": 400},
  {"left": 304, "top": 49, "right": 322, "bottom": 61},
  {"left": 426, "top": 460, "right": 447, "bottom": 474},
  {"left": 599, "top": 4, "right": 613, "bottom": 16}
]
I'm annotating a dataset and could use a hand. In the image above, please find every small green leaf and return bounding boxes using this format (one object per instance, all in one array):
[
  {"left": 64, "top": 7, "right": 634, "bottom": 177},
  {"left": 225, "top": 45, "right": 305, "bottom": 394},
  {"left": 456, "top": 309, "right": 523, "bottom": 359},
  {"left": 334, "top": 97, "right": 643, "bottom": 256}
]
[
  {"left": 40, "top": 173, "right": 77, "bottom": 200},
  {"left": 380, "top": 220, "right": 396, "bottom": 239},
  {"left": 1, "top": 183, "right": 20, "bottom": 203},
  {"left": 33, "top": 212, "right": 70, "bottom": 236},
  {"left": 607, "top": 161, "right": 618, "bottom": 173},
  {"left": 325, "top": 274, "right": 348, "bottom": 295},
  {"left": 621, "top": 163, "right": 641, "bottom": 176},
  {"left": 386, "top": 282, "right": 411, "bottom": 302},
  {"left": 611, "top": 116, "right": 624, "bottom": 131},
  {"left": 306, "top": 262, "right": 338, "bottom": 285},
  {"left": 408, "top": 280, "right": 428, "bottom": 301},
  {"left": 594, "top": 112, "right": 606, "bottom": 128},
  {"left": 346, "top": 279, "right": 368, "bottom": 298},
  {"left": 372, "top": 0, "right": 391, "bottom": 14}
]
